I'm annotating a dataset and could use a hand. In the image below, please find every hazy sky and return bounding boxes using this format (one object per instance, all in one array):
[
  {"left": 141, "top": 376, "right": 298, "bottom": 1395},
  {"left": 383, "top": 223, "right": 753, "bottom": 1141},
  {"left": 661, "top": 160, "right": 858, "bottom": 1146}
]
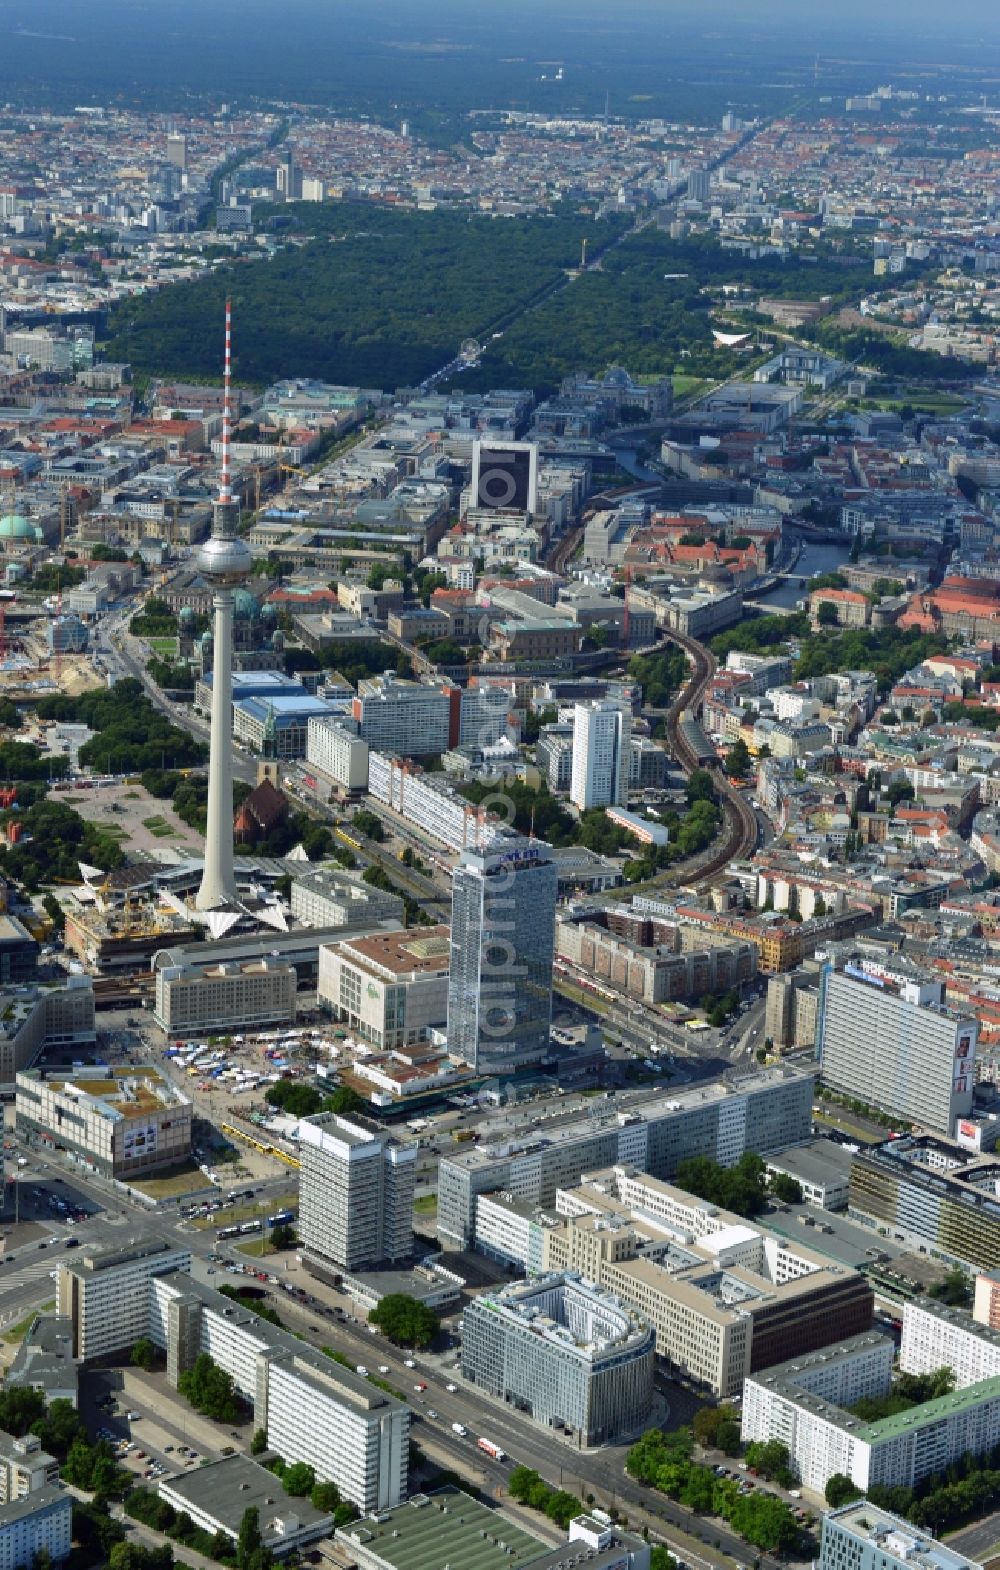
[{"left": 4, "top": 0, "right": 1000, "bottom": 114}]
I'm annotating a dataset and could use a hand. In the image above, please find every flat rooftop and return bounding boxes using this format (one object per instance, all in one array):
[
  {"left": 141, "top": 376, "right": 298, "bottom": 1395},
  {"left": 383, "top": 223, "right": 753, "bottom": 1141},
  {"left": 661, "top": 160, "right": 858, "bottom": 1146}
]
[
  {"left": 335, "top": 926, "right": 451, "bottom": 979},
  {"left": 337, "top": 1488, "right": 546, "bottom": 1570},
  {"left": 0, "top": 913, "right": 34, "bottom": 946},
  {"left": 157, "top": 1271, "right": 406, "bottom": 1412},
  {"left": 6, "top": 1314, "right": 77, "bottom": 1401},
  {"left": 752, "top": 1333, "right": 1000, "bottom": 1445},
  {"left": 447, "top": 1067, "right": 812, "bottom": 1172},
  {"left": 767, "top": 1138, "right": 854, "bottom": 1189},
  {"left": 826, "top": 1503, "right": 982, "bottom": 1570},
  {"left": 18, "top": 1064, "right": 183, "bottom": 1118},
  {"left": 160, "top": 1454, "right": 331, "bottom": 1540}
]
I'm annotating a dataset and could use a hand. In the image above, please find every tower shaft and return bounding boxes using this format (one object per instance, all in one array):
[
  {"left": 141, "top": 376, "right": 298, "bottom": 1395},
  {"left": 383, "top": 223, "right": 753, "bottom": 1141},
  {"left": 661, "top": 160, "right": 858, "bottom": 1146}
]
[
  {"left": 193, "top": 298, "right": 252, "bottom": 912},
  {"left": 196, "top": 589, "right": 236, "bottom": 909}
]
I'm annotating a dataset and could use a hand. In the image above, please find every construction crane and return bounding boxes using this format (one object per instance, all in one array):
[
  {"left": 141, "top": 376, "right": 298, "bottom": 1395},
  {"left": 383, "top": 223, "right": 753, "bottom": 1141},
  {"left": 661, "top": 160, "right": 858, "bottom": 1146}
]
[
  {"left": 53, "top": 562, "right": 63, "bottom": 686},
  {"left": 276, "top": 429, "right": 301, "bottom": 483}
]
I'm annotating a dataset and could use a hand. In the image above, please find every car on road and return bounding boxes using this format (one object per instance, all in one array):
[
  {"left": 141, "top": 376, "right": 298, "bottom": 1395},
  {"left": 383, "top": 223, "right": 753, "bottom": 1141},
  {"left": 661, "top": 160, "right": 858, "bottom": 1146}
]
[
  {"left": 451, "top": 1422, "right": 467, "bottom": 1436},
  {"left": 445, "top": 1382, "right": 457, "bottom": 1392},
  {"left": 404, "top": 1358, "right": 416, "bottom": 1369},
  {"left": 427, "top": 1409, "right": 438, "bottom": 1420},
  {"left": 378, "top": 1365, "right": 389, "bottom": 1374},
  {"left": 414, "top": 1382, "right": 427, "bottom": 1392}
]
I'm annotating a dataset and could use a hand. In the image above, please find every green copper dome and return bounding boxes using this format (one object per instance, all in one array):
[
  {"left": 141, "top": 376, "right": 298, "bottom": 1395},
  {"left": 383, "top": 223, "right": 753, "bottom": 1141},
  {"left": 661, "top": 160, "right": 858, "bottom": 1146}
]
[
  {"left": 233, "top": 588, "right": 261, "bottom": 621},
  {"left": 0, "top": 514, "right": 42, "bottom": 543}
]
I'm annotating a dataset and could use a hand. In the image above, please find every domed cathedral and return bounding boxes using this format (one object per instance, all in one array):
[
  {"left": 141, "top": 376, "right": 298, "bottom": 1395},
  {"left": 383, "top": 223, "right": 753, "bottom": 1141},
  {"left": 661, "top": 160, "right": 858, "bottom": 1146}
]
[
  {"left": 0, "top": 514, "right": 44, "bottom": 546},
  {"left": 179, "top": 585, "right": 287, "bottom": 676}
]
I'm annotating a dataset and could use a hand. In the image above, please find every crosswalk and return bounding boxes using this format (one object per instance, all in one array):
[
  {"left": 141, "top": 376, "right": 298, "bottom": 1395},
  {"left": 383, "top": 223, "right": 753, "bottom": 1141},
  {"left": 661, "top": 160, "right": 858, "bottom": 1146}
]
[{"left": 0, "top": 1255, "right": 62, "bottom": 1292}]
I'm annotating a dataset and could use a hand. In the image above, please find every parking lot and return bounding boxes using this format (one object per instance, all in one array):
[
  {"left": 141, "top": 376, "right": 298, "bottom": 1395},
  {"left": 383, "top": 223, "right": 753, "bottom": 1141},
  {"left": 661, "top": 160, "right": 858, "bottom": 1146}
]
[{"left": 83, "top": 1366, "right": 253, "bottom": 1483}]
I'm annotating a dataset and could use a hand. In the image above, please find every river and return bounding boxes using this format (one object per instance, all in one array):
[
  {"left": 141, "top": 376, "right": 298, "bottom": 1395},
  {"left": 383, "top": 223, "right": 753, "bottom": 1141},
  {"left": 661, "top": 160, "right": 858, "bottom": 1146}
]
[
  {"left": 755, "top": 530, "right": 855, "bottom": 610},
  {"left": 613, "top": 447, "right": 663, "bottom": 485},
  {"left": 610, "top": 453, "right": 855, "bottom": 607}
]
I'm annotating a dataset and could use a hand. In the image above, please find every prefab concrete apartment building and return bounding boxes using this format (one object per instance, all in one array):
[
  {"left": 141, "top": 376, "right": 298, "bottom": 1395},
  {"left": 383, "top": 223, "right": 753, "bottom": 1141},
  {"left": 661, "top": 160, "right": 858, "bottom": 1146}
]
[
  {"left": 298, "top": 1111, "right": 416, "bottom": 1271},
  {"left": 741, "top": 1333, "right": 1000, "bottom": 1495},
  {"left": 58, "top": 1242, "right": 409, "bottom": 1514},
  {"left": 818, "top": 962, "right": 977, "bottom": 1135},
  {"left": 437, "top": 1066, "right": 814, "bottom": 1250}
]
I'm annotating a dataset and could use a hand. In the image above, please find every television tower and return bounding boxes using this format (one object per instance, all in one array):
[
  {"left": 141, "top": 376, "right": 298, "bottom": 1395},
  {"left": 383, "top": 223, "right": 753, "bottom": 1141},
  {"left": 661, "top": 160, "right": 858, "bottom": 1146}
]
[{"left": 195, "top": 300, "right": 252, "bottom": 911}]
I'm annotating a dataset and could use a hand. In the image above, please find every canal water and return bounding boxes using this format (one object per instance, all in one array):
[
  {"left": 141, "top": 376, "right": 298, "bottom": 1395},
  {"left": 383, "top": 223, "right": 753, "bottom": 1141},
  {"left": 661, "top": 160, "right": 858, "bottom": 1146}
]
[
  {"left": 612, "top": 450, "right": 855, "bottom": 609},
  {"left": 760, "top": 533, "right": 855, "bottom": 610}
]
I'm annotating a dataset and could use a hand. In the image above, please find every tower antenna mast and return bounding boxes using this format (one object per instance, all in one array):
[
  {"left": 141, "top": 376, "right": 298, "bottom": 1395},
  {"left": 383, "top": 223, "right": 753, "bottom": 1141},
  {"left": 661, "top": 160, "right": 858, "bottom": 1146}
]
[{"left": 195, "top": 298, "right": 252, "bottom": 912}]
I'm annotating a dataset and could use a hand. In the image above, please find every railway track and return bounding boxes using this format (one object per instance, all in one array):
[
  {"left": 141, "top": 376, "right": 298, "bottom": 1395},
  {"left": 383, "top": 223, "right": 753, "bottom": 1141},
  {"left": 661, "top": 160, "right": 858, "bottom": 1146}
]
[
  {"left": 648, "top": 627, "right": 759, "bottom": 885},
  {"left": 545, "top": 523, "right": 585, "bottom": 575}
]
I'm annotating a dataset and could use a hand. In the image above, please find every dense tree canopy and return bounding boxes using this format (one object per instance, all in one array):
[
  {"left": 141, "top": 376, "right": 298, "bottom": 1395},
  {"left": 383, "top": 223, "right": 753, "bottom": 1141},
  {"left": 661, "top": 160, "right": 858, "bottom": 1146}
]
[
  {"left": 105, "top": 203, "right": 628, "bottom": 390},
  {"left": 0, "top": 797, "right": 123, "bottom": 888},
  {"left": 627, "top": 1427, "right": 800, "bottom": 1553},
  {"left": 710, "top": 617, "right": 952, "bottom": 696},
  {"left": 37, "top": 680, "right": 206, "bottom": 773},
  {"left": 369, "top": 1293, "right": 439, "bottom": 1349},
  {"left": 178, "top": 1352, "right": 243, "bottom": 1423},
  {"left": 674, "top": 1151, "right": 768, "bottom": 1217},
  {"left": 264, "top": 1079, "right": 363, "bottom": 1118}
]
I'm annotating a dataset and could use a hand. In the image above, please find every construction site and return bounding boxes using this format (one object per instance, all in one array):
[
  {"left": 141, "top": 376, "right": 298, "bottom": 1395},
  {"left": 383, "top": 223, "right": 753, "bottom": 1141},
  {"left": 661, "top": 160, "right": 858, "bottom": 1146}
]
[{"left": 0, "top": 473, "right": 109, "bottom": 700}]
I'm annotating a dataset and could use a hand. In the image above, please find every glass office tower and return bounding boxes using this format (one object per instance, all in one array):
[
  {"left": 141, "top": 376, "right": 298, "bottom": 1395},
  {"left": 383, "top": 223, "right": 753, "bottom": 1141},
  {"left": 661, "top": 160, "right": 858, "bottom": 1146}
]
[{"left": 447, "top": 834, "right": 557, "bottom": 1075}]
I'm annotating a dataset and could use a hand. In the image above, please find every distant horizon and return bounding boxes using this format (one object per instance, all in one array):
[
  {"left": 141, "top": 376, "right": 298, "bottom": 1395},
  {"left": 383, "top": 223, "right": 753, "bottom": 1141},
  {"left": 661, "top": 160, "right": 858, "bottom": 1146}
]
[{"left": 2, "top": 0, "right": 1000, "bottom": 121}]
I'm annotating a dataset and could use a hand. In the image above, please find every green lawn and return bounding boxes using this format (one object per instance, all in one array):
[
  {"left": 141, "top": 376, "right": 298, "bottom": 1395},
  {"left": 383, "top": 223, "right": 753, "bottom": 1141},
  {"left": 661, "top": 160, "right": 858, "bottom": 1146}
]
[
  {"left": 148, "top": 637, "right": 178, "bottom": 656},
  {"left": 142, "top": 816, "right": 174, "bottom": 838},
  {"left": 871, "top": 392, "right": 968, "bottom": 414},
  {"left": 672, "top": 372, "right": 710, "bottom": 400},
  {"left": 414, "top": 1194, "right": 437, "bottom": 1215},
  {"left": 130, "top": 1162, "right": 207, "bottom": 1199},
  {"left": 2, "top": 1302, "right": 55, "bottom": 1343},
  {"left": 235, "top": 1237, "right": 281, "bottom": 1258}
]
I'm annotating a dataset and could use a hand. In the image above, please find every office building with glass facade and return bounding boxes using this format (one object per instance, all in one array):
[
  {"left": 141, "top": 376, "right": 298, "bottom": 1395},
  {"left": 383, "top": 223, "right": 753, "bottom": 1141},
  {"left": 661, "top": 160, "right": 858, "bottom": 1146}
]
[{"left": 447, "top": 834, "right": 557, "bottom": 1075}]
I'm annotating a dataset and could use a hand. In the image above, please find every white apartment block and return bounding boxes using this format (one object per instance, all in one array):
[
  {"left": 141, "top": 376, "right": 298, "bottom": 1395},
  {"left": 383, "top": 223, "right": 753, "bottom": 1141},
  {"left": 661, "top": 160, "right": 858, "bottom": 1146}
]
[
  {"left": 154, "top": 957, "right": 297, "bottom": 1033},
  {"left": 571, "top": 699, "right": 629, "bottom": 811},
  {"left": 298, "top": 1112, "right": 416, "bottom": 1271},
  {"left": 368, "top": 751, "right": 492, "bottom": 852},
  {"left": 0, "top": 1435, "right": 59, "bottom": 1504},
  {"left": 305, "top": 717, "right": 369, "bottom": 792},
  {"left": 60, "top": 1246, "right": 409, "bottom": 1515},
  {"left": 819, "top": 967, "right": 976, "bottom": 1135},
  {"left": 900, "top": 1300, "right": 1000, "bottom": 1389},
  {"left": 459, "top": 686, "right": 515, "bottom": 748},
  {"left": 152, "top": 1276, "right": 410, "bottom": 1513},
  {"left": 317, "top": 927, "right": 450, "bottom": 1051},
  {"left": 58, "top": 1241, "right": 193, "bottom": 1361},
  {"left": 742, "top": 1332, "right": 1000, "bottom": 1495},
  {"left": 474, "top": 1192, "right": 551, "bottom": 1276},
  {"left": 0, "top": 1489, "right": 72, "bottom": 1570},
  {"left": 265, "top": 1356, "right": 409, "bottom": 1512},
  {"left": 353, "top": 675, "right": 455, "bottom": 756}
]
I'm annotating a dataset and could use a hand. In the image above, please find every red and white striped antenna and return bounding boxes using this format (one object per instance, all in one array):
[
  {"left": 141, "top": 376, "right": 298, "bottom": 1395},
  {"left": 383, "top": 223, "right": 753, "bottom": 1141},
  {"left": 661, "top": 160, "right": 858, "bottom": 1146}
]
[{"left": 219, "top": 297, "right": 233, "bottom": 506}]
